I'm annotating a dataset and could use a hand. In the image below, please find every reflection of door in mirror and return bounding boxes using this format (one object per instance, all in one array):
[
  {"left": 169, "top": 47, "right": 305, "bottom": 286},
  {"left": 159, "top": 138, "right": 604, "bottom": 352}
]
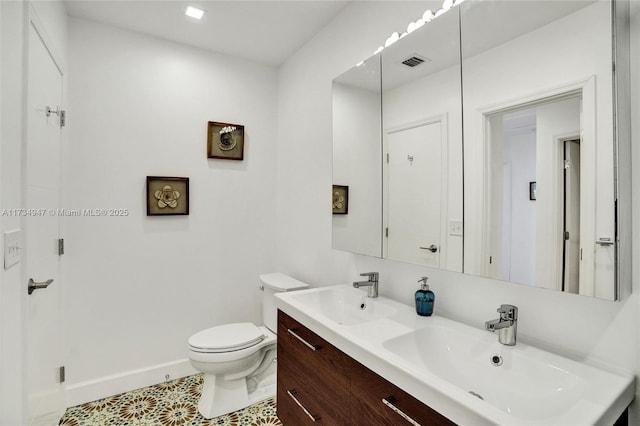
[
  {"left": 482, "top": 94, "right": 597, "bottom": 294},
  {"left": 385, "top": 120, "right": 443, "bottom": 267},
  {"left": 380, "top": 7, "right": 463, "bottom": 272}
]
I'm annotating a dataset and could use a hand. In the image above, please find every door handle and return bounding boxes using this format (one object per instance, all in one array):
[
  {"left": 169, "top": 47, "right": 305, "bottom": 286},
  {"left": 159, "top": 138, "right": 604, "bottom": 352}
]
[
  {"left": 419, "top": 245, "right": 438, "bottom": 253},
  {"left": 28, "top": 278, "right": 53, "bottom": 295},
  {"left": 595, "top": 237, "right": 614, "bottom": 246}
]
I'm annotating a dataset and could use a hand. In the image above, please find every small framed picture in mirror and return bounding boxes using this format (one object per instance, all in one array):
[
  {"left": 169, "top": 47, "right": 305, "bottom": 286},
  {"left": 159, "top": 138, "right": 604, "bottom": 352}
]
[
  {"left": 207, "top": 121, "right": 245, "bottom": 160},
  {"left": 332, "top": 185, "right": 349, "bottom": 214},
  {"left": 529, "top": 181, "right": 537, "bottom": 201},
  {"left": 147, "top": 176, "right": 189, "bottom": 216}
]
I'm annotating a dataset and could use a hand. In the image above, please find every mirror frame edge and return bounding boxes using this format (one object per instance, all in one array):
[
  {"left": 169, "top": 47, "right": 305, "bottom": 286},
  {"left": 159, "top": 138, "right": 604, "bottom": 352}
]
[{"left": 613, "top": 0, "right": 632, "bottom": 301}]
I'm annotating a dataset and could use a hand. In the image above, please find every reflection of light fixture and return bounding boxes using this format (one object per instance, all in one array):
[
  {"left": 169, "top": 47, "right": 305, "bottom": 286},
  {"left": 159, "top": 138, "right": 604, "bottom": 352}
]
[
  {"left": 385, "top": 32, "right": 400, "bottom": 47},
  {"left": 185, "top": 6, "right": 205, "bottom": 20},
  {"left": 371, "top": 0, "right": 466, "bottom": 56}
]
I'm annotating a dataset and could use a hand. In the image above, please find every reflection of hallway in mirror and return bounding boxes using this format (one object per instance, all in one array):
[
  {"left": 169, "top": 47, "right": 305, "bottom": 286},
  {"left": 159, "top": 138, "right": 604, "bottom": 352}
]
[
  {"left": 485, "top": 94, "right": 582, "bottom": 291},
  {"left": 562, "top": 139, "right": 581, "bottom": 294},
  {"left": 497, "top": 108, "right": 537, "bottom": 286}
]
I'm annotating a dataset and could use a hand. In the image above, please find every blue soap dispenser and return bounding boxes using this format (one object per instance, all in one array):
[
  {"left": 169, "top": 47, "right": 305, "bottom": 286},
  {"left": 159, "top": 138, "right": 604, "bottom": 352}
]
[{"left": 415, "top": 277, "right": 434, "bottom": 316}]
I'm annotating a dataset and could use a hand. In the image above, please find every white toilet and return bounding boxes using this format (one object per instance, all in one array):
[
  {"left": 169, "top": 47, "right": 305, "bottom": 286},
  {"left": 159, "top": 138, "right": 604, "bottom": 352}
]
[{"left": 187, "top": 273, "right": 309, "bottom": 419}]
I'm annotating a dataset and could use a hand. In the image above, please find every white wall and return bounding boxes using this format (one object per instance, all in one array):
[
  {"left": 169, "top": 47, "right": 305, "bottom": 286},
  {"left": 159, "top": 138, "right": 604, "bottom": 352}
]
[
  {"left": 277, "top": 1, "right": 640, "bottom": 424},
  {"left": 64, "top": 18, "right": 278, "bottom": 402}
]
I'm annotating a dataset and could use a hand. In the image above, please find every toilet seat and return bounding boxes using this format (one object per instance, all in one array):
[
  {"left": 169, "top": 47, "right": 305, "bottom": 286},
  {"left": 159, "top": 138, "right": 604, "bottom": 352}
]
[{"left": 189, "top": 323, "right": 266, "bottom": 353}]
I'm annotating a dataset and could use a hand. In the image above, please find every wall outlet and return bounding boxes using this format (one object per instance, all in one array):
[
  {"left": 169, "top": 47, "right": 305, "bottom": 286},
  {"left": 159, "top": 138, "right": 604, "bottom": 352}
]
[
  {"left": 4, "top": 229, "right": 22, "bottom": 270},
  {"left": 448, "top": 220, "right": 463, "bottom": 236}
]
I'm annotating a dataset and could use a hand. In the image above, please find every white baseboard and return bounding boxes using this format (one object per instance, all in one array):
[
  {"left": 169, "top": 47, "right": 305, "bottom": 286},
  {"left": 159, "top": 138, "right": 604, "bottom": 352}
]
[{"left": 65, "top": 359, "right": 198, "bottom": 407}]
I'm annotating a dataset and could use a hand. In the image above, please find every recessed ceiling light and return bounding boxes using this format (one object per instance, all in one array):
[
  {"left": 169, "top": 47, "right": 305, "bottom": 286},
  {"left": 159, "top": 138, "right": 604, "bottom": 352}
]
[{"left": 185, "top": 6, "right": 205, "bottom": 20}]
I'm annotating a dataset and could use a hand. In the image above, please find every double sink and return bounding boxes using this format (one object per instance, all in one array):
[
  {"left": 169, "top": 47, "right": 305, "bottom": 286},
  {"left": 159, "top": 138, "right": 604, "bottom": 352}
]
[{"left": 275, "top": 285, "right": 634, "bottom": 425}]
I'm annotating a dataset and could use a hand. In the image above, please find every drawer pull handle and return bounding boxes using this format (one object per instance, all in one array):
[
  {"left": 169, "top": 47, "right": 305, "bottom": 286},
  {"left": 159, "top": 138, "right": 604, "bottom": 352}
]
[
  {"left": 382, "top": 396, "right": 422, "bottom": 426},
  {"left": 287, "top": 389, "right": 319, "bottom": 422},
  {"left": 287, "top": 328, "right": 320, "bottom": 351}
]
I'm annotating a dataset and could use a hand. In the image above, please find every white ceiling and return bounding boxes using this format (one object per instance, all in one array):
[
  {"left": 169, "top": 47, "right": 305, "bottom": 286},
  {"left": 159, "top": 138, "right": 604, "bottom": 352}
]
[{"left": 63, "top": 0, "right": 350, "bottom": 66}]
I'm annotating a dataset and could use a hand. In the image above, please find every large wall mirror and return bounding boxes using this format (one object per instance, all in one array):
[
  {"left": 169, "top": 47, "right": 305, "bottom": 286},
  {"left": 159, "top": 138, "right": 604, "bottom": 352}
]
[{"left": 332, "top": 0, "right": 630, "bottom": 301}]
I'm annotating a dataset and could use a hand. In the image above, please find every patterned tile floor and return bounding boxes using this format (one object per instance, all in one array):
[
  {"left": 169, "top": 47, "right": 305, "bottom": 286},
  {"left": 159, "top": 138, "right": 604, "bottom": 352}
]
[{"left": 59, "top": 374, "right": 282, "bottom": 426}]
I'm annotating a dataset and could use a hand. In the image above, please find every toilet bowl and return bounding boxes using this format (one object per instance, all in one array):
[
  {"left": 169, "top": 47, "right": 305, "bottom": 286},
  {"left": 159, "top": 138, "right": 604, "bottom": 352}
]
[{"left": 187, "top": 273, "right": 309, "bottom": 419}]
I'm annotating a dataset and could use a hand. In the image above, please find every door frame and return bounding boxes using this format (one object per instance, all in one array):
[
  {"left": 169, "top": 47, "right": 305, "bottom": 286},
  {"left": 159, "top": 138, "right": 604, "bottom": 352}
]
[{"left": 465, "top": 76, "right": 596, "bottom": 287}]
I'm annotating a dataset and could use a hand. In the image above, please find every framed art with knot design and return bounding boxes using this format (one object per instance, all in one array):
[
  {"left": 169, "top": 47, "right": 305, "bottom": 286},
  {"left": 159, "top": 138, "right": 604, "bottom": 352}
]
[
  {"left": 207, "top": 121, "right": 245, "bottom": 160},
  {"left": 146, "top": 176, "right": 190, "bottom": 216},
  {"left": 332, "top": 185, "right": 349, "bottom": 215}
]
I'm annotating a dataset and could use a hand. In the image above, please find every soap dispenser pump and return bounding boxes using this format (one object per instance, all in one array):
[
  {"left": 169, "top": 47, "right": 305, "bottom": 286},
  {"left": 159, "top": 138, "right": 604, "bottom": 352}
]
[{"left": 415, "top": 277, "right": 435, "bottom": 316}]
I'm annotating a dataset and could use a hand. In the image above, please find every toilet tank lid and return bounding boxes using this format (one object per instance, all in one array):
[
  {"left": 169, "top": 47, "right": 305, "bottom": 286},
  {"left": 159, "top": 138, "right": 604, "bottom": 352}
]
[{"left": 259, "top": 273, "right": 309, "bottom": 291}]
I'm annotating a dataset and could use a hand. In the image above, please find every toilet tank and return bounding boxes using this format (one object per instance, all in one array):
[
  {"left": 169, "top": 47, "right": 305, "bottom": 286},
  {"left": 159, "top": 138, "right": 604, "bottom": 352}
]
[{"left": 260, "top": 273, "right": 309, "bottom": 333}]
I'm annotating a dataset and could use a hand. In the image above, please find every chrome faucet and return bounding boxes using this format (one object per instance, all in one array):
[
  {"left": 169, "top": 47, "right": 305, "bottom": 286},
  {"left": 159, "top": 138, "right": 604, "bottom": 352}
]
[
  {"left": 353, "top": 272, "right": 379, "bottom": 298},
  {"left": 485, "top": 304, "right": 518, "bottom": 346}
]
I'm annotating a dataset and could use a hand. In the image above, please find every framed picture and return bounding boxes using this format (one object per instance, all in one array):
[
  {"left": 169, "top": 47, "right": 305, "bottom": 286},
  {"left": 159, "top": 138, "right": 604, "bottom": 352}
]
[
  {"left": 207, "top": 121, "right": 245, "bottom": 160},
  {"left": 146, "top": 176, "right": 189, "bottom": 216},
  {"left": 332, "top": 185, "right": 349, "bottom": 215},
  {"left": 529, "top": 181, "right": 537, "bottom": 201}
]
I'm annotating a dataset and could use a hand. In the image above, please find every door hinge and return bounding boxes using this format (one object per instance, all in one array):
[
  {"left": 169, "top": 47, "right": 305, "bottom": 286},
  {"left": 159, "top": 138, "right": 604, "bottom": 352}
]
[
  {"left": 564, "top": 231, "right": 570, "bottom": 240},
  {"left": 58, "top": 238, "right": 64, "bottom": 255},
  {"left": 489, "top": 256, "right": 493, "bottom": 264},
  {"left": 59, "top": 366, "right": 65, "bottom": 383},
  {"left": 386, "top": 153, "right": 389, "bottom": 164},
  {"left": 46, "top": 106, "right": 65, "bottom": 127},
  {"left": 385, "top": 227, "right": 389, "bottom": 238}
]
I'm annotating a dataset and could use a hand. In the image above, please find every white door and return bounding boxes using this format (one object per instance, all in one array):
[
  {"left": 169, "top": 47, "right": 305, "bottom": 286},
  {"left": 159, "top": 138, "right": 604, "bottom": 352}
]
[
  {"left": 386, "top": 122, "right": 442, "bottom": 266},
  {"left": 26, "top": 23, "right": 65, "bottom": 425}
]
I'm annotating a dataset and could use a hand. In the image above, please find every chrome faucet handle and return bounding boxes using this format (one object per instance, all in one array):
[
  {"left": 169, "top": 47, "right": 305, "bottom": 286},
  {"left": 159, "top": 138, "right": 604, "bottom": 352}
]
[
  {"left": 359, "top": 272, "right": 379, "bottom": 281},
  {"left": 497, "top": 304, "right": 518, "bottom": 321}
]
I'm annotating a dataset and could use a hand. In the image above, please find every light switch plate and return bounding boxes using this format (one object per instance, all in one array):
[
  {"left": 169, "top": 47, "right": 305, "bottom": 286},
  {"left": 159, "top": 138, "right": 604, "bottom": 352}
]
[
  {"left": 448, "top": 220, "right": 463, "bottom": 236},
  {"left": 4, "top": 229, "right": 22, "bottom": 270}
]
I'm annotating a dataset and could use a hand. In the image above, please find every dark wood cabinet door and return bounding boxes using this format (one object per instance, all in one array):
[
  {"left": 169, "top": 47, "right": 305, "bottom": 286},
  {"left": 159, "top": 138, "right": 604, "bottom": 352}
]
[{"left": 277, "top": 310, "right": 351, "bottom": 425}]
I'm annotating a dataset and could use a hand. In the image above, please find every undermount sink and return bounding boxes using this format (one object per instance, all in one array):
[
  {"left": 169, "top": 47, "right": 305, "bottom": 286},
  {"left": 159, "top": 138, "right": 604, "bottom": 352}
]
[
  {"left": 275, "top": 285, "right": 634, "bottom": 425},
  {"left": 288, "top": 285, "right": 396, "bottom": 326}
]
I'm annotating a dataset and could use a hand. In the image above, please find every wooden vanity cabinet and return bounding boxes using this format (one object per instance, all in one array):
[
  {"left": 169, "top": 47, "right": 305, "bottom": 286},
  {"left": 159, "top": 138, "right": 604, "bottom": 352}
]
[{"left": 277, "top": 310, "right": 456, "bottom": 426}]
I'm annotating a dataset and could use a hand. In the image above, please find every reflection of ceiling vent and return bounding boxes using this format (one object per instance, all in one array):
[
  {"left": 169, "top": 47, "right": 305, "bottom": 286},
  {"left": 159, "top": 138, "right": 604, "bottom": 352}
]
[{"left": 401, "top": 55, "right": 429, "bottom": 67}]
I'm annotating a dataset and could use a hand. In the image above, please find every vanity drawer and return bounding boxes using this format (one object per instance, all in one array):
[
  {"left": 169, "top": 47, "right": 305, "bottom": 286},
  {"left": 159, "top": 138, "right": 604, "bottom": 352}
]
[
  {"left": 277, "top": 310, "right": 351, "bottom": 385},
  {"left": 277, "top": 310, "right": 351, "bottom": 414},
  {"left": 351, "top": 360, "right": 456, "bottom": 426},
  {"left": 277, "top": 361, "right": 349, "bottom": 425}
]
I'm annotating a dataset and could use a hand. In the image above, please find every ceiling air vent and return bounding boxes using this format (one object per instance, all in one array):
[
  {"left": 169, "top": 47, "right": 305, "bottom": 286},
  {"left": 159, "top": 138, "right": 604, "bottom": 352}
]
[{"left": 401, "top": 55, "right": 429, "bottom": 68}]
